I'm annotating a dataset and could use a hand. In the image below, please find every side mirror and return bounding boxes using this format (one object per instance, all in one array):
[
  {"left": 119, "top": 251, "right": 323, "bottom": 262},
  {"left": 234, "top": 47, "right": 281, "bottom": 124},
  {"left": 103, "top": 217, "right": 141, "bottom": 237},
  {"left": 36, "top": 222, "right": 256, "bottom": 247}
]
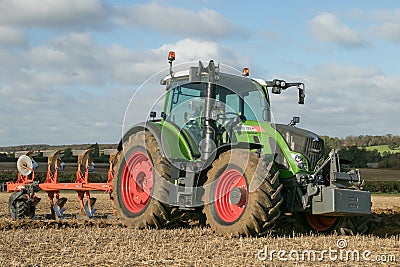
[
  {"left": 266, "top": 80, "right": 305, "bottom": 103},
  {"left": 149, "top": 111, "right": 156, "bottom": 121},
  {"left": 298, "top": 87, "right": 305, "bottom": 104},
  {"left": 289, "top": 116, "right": 300, "bottom": 126}
]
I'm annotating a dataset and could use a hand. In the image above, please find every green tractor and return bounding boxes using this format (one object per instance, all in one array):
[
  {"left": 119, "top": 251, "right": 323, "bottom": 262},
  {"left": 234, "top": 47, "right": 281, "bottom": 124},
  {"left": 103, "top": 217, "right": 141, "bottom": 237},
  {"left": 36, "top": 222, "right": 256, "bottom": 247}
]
[{"left": 113, "top": 52, "right": 371, "bottom": 236}]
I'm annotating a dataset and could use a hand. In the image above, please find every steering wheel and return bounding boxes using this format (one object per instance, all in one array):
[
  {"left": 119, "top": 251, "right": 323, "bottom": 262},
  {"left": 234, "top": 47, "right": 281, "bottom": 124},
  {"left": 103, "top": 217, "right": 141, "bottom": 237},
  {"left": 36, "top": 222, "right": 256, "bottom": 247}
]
[{"left": 217, "top": 112, "right": 244, "bottom": 128}]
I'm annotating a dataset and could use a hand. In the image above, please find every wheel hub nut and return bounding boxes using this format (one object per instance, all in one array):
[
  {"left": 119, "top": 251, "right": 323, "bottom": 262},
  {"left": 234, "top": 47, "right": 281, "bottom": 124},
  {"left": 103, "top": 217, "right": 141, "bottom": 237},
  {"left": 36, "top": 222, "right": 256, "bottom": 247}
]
[{"left": 229, "top": 187, "right": 247, "bottom": 206}]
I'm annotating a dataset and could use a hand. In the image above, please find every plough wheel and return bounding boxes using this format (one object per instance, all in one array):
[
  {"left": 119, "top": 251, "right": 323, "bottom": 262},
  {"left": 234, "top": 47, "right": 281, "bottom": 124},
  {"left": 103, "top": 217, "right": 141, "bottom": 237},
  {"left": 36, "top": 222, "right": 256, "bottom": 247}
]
[
  {"left": 203, "top": 149, "right": 283, "bottom": 237},
  {"left": 113, "top": 131, "right": 176, "bottom": 229},
  {"left": 8, "top": 193, "right": 35, "bottom": 219}
]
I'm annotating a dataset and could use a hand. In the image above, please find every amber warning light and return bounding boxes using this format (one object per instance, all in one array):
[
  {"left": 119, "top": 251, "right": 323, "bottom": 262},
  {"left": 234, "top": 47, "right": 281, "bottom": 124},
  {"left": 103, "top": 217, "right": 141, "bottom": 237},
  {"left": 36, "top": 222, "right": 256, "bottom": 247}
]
[
  {"left": 242, "top": 68, "right": 250, "bottom": 76},
  {"left": 168, "top": 51, "right": 175, "bottom": 62}
]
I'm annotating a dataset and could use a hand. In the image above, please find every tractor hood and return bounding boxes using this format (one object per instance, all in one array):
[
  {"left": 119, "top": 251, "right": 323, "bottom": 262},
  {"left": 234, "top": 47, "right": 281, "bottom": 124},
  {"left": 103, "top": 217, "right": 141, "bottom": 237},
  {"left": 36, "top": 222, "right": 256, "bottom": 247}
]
[
  {"left": 273, "top": 124, "right": 324, "bottom": 170},
  {"left": 273, "top": 124, "right": 320, "bottom": 144}
]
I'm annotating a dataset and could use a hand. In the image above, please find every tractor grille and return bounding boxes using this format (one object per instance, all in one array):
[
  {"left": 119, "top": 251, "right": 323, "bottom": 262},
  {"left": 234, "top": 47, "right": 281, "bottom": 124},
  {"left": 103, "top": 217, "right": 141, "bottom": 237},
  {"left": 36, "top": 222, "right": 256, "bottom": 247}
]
[
  {"left": 303, "top": 137, "right": 324, "bottom": 170},
  {"left": 274, "top": 124, "right": 324, "bottom": 171}
]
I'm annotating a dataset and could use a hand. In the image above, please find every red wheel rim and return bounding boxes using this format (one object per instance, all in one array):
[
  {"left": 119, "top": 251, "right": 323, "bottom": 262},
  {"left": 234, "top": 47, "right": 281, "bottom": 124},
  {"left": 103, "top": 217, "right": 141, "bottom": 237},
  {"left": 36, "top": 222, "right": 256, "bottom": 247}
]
[
  {"left": 305, "top": 213, "right": 338, "bottom": 232},
  {"left": 121, "top": 151, "right": 154, "bottom": 214},
  {"left": 214, "top": 169, "right": 247, "bottom": 223}
]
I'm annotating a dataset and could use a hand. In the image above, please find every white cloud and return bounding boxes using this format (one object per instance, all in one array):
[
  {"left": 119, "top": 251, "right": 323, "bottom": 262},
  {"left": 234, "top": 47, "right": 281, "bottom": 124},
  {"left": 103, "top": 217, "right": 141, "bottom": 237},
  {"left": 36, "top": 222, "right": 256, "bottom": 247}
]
[
  {"left": 157, "top": 39, "right": 249, "bottom": 67},
  {"left": 308, "top": 12, "right": 365, "bottom": 48},
  {"left": 2, "top": 1, "right": 398, "bottom": 146},
  {"left": 370, "top": 23, "right": 400, "bottom": 44},
  {"left": 350, "top": 8, "right": 400, "bottom": 44},
  {"left": 368, "top": 8, "right": 400, "bottom": 24},
  {"left": 0, "top": 1, "right": 245, "bottom": 42},
  {"left": 2, "top": 29, "right": 397, "bottom": 144},
  {"left": 0, "top": 35, "right": 247, "bottom": 145},
  {"left": 269, "top": 63, "right": 400, "bottom": 137},
  {"left": 0, "top": 0, "right": 108, "bottom": 30},
  {"left": 113, "top": 3, "right": 244, "bottom": 40},
  {"left": 0, "top": 1, "right": 243, "bottom": 42},
  {"left": 103, "top": 38, "right": 249, "bottom": 85},
  {"left": 0, "top": 86, "right": 131, "bottom": 145},
  {"left": 0, "top": 26, "right": 27, "bottom": 46}
]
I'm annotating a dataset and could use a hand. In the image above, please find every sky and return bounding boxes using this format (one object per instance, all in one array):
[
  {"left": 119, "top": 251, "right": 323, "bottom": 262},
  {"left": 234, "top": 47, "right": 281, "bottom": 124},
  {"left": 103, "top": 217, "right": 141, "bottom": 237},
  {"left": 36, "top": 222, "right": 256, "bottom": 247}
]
[{"left": 1, "top": 0, "right": 400, "bottom": 146}]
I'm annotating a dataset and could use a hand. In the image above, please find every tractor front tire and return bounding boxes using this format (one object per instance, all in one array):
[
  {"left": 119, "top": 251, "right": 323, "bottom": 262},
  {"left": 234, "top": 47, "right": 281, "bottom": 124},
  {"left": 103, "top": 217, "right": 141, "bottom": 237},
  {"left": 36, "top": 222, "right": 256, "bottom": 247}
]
[
  {"left": 113, "top": 131, "right": 175, "bottom": 229},
  {"left": 203, "top": 149, "right": 283, "bottom": 237},
  {"left": 295, "top": 213, "right": 371, "bottom": 235}
]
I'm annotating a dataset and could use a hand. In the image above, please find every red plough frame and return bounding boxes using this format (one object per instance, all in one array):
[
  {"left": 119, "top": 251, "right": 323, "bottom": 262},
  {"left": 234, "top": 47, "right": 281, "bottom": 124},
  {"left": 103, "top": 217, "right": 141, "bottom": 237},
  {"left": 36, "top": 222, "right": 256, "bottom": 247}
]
[{"left": 6, "top": 149, "right": 116, "bottom": 219}]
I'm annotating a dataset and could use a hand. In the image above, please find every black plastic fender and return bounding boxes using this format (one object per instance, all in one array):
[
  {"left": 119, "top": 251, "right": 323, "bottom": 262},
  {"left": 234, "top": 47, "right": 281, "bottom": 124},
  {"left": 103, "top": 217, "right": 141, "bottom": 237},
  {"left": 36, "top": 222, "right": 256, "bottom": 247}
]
[
  {"left": 202, "top": 142, "right": 263, "bottom": 170},
  {"left": 118, "top": 122, "right": 169, "bottom": 155}
]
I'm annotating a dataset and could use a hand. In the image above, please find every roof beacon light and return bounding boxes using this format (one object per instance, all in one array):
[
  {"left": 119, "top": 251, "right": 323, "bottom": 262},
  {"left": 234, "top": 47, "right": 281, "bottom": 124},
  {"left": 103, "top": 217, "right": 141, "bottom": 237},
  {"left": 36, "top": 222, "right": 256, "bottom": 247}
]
[
  {"left": 168, "top": 51, "right": 175, "bottom": 62},
  {"left": 168, "top": 51, "right": 175, "bottom": 76},
  {"left": 242, "top": 68, "right": 250, "bottom": 76}
]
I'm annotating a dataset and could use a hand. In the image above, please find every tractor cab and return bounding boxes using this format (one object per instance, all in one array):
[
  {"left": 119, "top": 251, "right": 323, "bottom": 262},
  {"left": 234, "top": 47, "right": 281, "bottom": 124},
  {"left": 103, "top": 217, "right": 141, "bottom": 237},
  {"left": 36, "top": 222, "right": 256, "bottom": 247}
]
[
  {"left": 159, "top": 52, "right": 306, "bottom": 167},
  {"left": 161, "top": 70, "right": 271, "bottom": 150}
]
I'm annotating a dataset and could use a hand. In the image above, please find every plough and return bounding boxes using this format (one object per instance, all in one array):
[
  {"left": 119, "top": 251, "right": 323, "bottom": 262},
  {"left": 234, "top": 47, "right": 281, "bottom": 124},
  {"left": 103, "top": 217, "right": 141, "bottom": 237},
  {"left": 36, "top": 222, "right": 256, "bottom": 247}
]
[{"left": 6, "top": 149, "right": 117, "bottom": 219}]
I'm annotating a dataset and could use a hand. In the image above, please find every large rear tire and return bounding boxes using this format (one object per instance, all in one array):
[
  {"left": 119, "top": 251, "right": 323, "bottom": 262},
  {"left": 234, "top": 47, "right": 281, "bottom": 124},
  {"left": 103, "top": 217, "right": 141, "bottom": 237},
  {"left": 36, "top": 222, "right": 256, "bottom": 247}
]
[
  {"left": 203, "top": 149, "right": 283, "bottom": 236},
  {"left": 113, "top": 131, "right": 175, "bottom": 229}
]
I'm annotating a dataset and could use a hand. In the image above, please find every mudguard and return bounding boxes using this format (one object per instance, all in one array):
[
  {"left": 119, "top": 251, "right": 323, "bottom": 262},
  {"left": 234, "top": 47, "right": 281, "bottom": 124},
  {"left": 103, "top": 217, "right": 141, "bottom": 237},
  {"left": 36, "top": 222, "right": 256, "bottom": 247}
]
[
  {"left": 118, "top": 121, "right": 199, "bottom": 160},
  {"left": 202, "top": 142, "right": 263, "bottom": 170},
  {"left": 118, "top": 122, "right": 162, "bottom": 151}
]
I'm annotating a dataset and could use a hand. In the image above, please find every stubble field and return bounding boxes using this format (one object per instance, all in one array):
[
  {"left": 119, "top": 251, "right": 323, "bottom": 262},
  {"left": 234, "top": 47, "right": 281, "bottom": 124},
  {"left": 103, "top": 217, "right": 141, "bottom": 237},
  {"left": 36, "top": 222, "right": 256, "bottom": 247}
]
[{"left": 0, "top": 192, "right": 399, "bottom": 266}]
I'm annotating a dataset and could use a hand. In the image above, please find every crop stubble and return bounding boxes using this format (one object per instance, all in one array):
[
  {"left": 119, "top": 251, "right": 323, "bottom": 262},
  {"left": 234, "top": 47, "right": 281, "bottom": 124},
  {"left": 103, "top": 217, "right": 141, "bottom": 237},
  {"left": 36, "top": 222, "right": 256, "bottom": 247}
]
[{"left": 0, "top": 192, "right": 399, "bottom": 266}]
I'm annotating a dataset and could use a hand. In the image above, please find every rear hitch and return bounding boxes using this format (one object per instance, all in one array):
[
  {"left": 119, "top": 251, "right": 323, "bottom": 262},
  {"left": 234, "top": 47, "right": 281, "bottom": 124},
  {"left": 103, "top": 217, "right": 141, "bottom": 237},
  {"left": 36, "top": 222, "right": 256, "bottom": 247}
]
[{"left": 312, "top": 149, "right": 363, "bottom": 188}]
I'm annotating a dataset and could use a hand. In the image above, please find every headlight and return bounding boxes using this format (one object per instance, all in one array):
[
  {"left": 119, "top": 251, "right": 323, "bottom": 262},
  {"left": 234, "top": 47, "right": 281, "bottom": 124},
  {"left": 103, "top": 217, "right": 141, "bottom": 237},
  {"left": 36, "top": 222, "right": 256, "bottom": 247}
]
[{"left": 292, "top": 153, "right": 308, "bottom": 171}]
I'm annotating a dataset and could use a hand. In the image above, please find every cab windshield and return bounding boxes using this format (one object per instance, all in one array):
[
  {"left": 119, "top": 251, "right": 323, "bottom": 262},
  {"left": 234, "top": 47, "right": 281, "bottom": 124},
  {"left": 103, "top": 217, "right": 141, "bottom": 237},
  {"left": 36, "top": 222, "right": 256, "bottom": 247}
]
[{"left": 168, "top": 82, "right": 270, "bottom": 124}]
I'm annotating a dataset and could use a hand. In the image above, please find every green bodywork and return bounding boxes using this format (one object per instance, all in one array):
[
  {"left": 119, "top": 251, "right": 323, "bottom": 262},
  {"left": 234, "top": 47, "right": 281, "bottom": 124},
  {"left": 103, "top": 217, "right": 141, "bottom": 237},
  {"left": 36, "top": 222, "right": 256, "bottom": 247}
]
[
  {"left": 148, "top": 120, "right": 197, "bottom": 161},
  {"left": 152, "top": 118, "right": 314, "bottom": 179}
]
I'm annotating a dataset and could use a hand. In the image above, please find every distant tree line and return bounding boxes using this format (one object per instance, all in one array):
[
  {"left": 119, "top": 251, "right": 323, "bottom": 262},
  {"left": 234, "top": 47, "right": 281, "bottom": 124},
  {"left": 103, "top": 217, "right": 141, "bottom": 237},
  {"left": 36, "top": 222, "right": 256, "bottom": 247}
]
[
  {"left": 321, "top": 134, "right": 400, "bottom": 150},
  {"left": 0, "top": 143, "right": 116, "bottom": 154},
  {"left": 1, "top": 134, "right": 399, "bottom": 168},
  {"left": 0, "top": 143, "right": 116, "bottom": 163},
  {"left": 322, "top": 135, "right": 400, "bottom": 168}
]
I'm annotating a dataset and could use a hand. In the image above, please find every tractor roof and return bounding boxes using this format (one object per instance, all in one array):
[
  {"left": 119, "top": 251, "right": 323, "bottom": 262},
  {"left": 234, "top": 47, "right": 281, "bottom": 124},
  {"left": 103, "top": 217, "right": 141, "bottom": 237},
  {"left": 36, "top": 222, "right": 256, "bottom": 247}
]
[{"left": 161, "top": 68, "right": 264, "bottom": 94}]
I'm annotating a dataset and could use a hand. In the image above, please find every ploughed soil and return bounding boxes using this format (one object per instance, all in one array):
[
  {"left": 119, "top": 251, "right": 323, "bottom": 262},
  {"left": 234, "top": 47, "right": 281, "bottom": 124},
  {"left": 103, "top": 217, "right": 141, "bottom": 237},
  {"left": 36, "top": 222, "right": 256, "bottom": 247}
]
[{"left": 0, "top": 193, "right": 399, "bottom": 266}]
